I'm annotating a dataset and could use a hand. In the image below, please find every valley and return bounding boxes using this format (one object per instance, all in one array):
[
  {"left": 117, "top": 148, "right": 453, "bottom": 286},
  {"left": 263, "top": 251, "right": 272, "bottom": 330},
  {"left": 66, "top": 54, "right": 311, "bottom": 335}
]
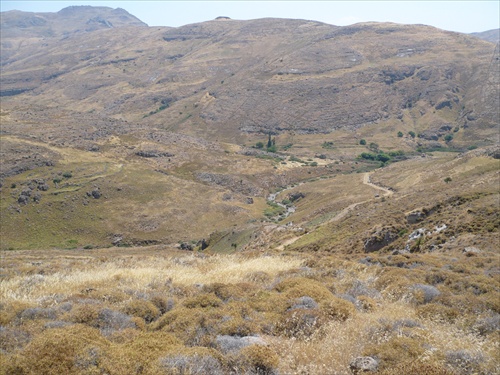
[{"left": 0, "top": 6, "right": 498, "bottom": 375}]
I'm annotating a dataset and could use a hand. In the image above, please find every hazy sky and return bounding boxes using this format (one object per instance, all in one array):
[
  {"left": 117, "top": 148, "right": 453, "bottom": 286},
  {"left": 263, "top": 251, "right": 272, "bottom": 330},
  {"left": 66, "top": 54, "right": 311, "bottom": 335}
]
[{"left": 1, "top": 1, "right": 499, "bottom": 34}]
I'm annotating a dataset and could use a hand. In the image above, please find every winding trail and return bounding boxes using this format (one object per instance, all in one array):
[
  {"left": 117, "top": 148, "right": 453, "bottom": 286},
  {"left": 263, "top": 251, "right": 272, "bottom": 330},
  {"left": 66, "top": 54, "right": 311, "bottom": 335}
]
[{"left": 276, "top": 172, "right": 393, "bottom": 250}]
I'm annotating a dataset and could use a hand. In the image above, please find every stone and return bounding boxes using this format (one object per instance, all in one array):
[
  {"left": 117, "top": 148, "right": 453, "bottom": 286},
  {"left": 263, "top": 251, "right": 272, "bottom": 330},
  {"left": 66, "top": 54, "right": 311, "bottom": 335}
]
[
  {"left": 349, "top": 356, "right": 378, "bottom": 373},
  {"left": 90, "top": 189, "right": 101, "bottom": 199},
  {"left": 406, "top": 210, "right": 426, "bottom": 224},
  {"left": 364, "top": 227, "right": 399, "bottom": 252},
  {"left": 463, "top": 247, "right": 481, "bottom": 256},
  {"left": 215, "top": 335, "right": 267, "bottom": 354}
]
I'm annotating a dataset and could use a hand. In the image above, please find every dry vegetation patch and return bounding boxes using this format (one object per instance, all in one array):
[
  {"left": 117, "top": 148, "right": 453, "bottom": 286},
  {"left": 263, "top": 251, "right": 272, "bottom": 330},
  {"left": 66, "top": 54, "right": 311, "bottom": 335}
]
[{"left": 1, "top": 247, "right": 498, "bottom": 374}]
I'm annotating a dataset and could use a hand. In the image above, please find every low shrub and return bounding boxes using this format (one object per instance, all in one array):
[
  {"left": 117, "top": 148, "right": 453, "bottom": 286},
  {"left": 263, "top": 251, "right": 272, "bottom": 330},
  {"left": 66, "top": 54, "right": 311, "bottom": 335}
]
[
  {"left": 276, "top": 308, "right": 323, "bottom": 337},
  {"left": 445, "top": 349, "right": 484, "bottom": 375},
  {"left": 158, "top": 350, "right": 223, "bottom": 375},
  {"left": 0, "top": 326, "right": 31, "bottom": 353},
  {"left": 416, "top": 303, "right": 460, "bottom": 323},
  {"left": 321, "top": 297, "right": 356, "bottom": 321},
  {"left": 379, "top": 361, "right": 456, "bottom": 375},
  {"left": 9, "top": 325, "right": 109, "bottom": 375},
  {"left": 183, "top": 293, "right": 222, "bottom": 309},
  {"left": 122, "top": 300, "right": 160, "bottom": 323},
  {"left": 364, "top": 336, "right": 425, "bottom": 370},
  {"left": 68, "top": 304, "right": 100, "bottom": 326},
  {"left": 238, "top": 345, "right": 279, "bottom": 375}
]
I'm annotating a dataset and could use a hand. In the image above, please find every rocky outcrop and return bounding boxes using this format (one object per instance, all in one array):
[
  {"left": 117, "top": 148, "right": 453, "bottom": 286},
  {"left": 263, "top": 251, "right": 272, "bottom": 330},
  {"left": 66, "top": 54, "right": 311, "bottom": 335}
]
[
  {"left": 196, "top": 172, "right": 262, "bottom": 197},
  {"left": 364, "top": 227, "right": 400, "bottom": 252}
]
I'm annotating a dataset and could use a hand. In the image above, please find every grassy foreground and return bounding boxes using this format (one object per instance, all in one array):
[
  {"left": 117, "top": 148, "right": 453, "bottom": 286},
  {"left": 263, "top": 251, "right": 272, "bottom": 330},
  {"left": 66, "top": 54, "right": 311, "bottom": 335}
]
[{"left": 1, "top": 246, "right": 498, "bottom": 375}]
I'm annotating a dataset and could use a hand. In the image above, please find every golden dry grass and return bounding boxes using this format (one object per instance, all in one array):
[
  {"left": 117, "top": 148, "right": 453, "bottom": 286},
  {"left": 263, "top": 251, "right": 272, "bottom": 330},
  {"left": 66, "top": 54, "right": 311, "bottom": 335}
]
[{"left": 1, "top": 246, "right": 498, "bottom": 375}]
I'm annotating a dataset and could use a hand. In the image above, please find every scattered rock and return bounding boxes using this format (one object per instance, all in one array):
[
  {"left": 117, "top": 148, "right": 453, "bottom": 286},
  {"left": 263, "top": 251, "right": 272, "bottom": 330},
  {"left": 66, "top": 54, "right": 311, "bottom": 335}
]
[
  {"left": 463, "top": 247, "right": 481, "bottom": 256},
  {"left": 349, "top": 356, "right": 379, "bottom": 373},
  {"left": 136, "top": 150, "right": 174, "bottom": 158},
  {"left": 112, "top": 235, "right": 123, "bottom": 246},
  {"left": 215, "top": 335, "right": 268, "bottom": 354},
  {"left": 87, "top": 189, "right": 101, "bottom": 199},
  {"left": 406, "top": 210, "right": 425, "bottom": 224},
  {"left": 180, "top": 242, "right": 193, "bottom": 251},
  {"left": 198, "top": 239, "right": 209, "bottom": 250},
  {"left": 364, "top": 227, "right": 399, "bottom": 252},
  {"left": 17, "top": 189, "right": 32, "bottom": 205},
  {"left": 289, "top": 296, "right": 318, "bottom": 310}
]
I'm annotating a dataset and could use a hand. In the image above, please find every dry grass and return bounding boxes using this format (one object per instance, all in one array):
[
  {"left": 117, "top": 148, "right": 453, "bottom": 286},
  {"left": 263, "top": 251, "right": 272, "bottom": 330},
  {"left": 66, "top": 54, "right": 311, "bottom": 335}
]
[
  {"left": 1, "top": 247, "right": 498, "bottom": 375},
  {"left": 1, "top": 252, "right": 303, "bottom": 304}
]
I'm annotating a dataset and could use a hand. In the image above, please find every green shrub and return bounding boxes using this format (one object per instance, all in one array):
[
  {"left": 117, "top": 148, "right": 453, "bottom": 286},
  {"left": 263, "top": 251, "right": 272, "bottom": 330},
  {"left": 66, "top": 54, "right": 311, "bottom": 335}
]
[{"left": 359, "top": 139, "right": 367, "bottom": 145}]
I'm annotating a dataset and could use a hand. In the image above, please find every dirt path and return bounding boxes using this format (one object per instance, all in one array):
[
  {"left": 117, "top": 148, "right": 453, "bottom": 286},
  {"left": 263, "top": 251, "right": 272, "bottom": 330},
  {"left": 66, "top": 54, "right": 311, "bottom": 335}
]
[
  {"left": 275, "top": 172, "right": 393, "bottom": 250},
  {"left": 363, "top": 172, "right": 393, "bottom": 197}
]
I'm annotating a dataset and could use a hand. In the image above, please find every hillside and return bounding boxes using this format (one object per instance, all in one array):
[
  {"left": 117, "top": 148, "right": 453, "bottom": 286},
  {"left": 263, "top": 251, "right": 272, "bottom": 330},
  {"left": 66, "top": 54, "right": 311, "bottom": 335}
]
[
  {"left": 471, "top": 28, "right": 500, "bottom": 43},
  {"left": 0, "top": 8, "right": 499, "bottom": 374}
]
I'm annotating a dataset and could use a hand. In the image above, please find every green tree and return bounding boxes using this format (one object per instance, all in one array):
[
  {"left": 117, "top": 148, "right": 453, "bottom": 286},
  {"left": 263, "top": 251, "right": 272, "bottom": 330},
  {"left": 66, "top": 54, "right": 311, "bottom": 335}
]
[
  {"left": 397, "top": 131, "right": 403, "bottom": 137},
  {"left": 408, "top": 131, "right": 416, "bottom": 138},
  {"left": 359, "top": 139, "right": 367, "bottom": 145}
]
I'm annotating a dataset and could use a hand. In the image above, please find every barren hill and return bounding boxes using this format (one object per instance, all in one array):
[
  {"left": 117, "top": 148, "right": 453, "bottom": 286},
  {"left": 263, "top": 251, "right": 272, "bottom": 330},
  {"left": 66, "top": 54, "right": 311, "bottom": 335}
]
[
  {"left": 1, "top": 11, "right": 498, "bottom": 143},
  {"left": 0, "top": 7, "right": 498, "bottom": 251}
]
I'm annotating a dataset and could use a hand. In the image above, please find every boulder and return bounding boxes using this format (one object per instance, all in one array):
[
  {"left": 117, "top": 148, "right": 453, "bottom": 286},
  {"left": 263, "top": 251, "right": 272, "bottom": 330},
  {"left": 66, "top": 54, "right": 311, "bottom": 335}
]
[
  {"left": 406, "top": 210, "right": 425, "bottom": 224},
  {"left": 215, "top": 335, "right": 268, "bottom": 354},
  {"left": 463, "top": 247, "right": 481, "bottom": 256},
  {"left": 349, "top": 356, "right": 379, "bottom": 373},
  {"left": 364, "top": 227, "right": 399, "bottom": 252}
]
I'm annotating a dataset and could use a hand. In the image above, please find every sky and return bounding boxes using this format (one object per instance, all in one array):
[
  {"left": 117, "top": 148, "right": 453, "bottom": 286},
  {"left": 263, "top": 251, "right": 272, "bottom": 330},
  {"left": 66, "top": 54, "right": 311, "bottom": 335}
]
[{"left": 1, "top": 1, "right": 499, "bottom": 34}]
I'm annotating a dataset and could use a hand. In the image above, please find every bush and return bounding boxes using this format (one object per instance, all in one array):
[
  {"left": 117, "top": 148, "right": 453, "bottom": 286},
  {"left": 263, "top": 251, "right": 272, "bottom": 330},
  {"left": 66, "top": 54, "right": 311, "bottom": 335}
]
[
  {"left": 445, "top": 350, "right": 484, "bottom": 375},
  {"left": 444, "top": 134, "right": 454, "bottom": 142},
  {"left": 183, "top": 293, "right": 222, "bottom": 309},
  {"left": 376, "top": 153, "right": 391, "bottom": 163},
  {"left": 255, "top": 142, "right": 264, "bottom": 149},
  {"left": 277, "top": 308, "right": 322, "bottom": 337},
  {"left": 97, "top": 308, "right": 136, "bottom": 332},
  {"left": 68, "top": 304, "right": 101, "bottom": 326},
  {"left": 18, "top": 307, "right": 58, "bottom": 321},
  {"left": 10, "top": 325, "right": 109, "bottom": 375},
  {"left": 416, "top": 303, "right": 459, "bottom": 322},
  {"left": 159, "top": 353, "right": 223, "bottom": 375},
  {"left": 408, "top": 131, "right": 416, "bottom": 138},
  {"left": 122, "top": 300, "right": 160, "bottom": 323},
  {"left": 239, "top": 345, "right": 279, "bottom": 375},
  {"left": 0, "top": 327, "right": 31, "bottom": 353},
  {"left": 360, "top": 152, "right": 376, "bottom": 160},
  {"left": 364, "top": 336, "right": 425, "bottom": 370},
  {"left": 411, "top": 284, "right": 441, "bottom": 304},
  {"left": 359, "top": 139, "right": 367, "bottom": 145},
  {"left": 321, "top": 297, "right": 356, "bottom": 321},
  {"left": 62, "top": 172, "right": 73, "bottom": 178},
  {"left": 397, "top": 131, "right": 403, "bottom": 137}
]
